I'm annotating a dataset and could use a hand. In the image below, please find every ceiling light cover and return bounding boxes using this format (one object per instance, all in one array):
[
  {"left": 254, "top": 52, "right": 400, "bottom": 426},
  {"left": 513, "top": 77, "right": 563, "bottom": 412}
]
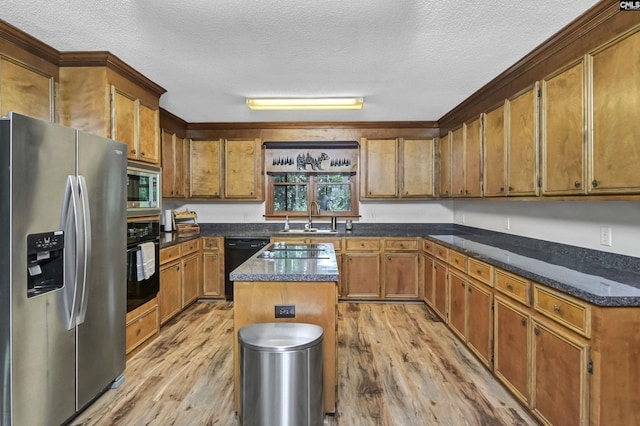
[{"left": 246, "top": 97, "right": 364, "bottom": 110}]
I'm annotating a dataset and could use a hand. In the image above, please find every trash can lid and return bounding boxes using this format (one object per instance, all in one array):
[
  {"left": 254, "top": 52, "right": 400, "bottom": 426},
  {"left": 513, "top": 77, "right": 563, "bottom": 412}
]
[{"left": 238, "top": 322, "right": 324, "bottom": 351}]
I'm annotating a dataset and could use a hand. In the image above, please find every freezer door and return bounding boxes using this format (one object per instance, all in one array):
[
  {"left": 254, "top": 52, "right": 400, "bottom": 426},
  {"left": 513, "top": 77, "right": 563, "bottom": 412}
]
[
  {"left": 4, "top": 113, "right": 77, "bottom": 426},
  {"left": 76, "top": 130, "right": 127, "bottom": 410}
]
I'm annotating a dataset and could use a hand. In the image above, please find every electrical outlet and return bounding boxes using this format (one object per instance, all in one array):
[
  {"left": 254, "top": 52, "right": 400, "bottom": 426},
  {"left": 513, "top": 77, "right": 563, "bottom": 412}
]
[
  {"left": 275, "top": 304, "right": 295, "bottom": 318},
  {"left": 367, "top": 211, "right": 376, "bottom": 221},
  {"left": 503, "top": 217, "right": 511, "bottom": 230},
  {"left": 600, "top": 226, "right": 612, "bottom": 246}
]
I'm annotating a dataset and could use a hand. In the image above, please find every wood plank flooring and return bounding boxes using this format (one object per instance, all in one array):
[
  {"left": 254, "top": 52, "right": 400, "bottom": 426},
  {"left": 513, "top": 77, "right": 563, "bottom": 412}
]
[{"left": 71, "top": 301, "right": 538, "bottom": 426}]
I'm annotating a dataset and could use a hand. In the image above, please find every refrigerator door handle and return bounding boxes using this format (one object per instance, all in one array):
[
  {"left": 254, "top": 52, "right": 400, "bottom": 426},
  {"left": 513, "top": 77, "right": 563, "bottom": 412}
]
[
  {"left": 76, "top": 175, "right": 91, "bottom": 324},
  {"left": 60, "top": 175, "right": 81, "bottom": 330}
]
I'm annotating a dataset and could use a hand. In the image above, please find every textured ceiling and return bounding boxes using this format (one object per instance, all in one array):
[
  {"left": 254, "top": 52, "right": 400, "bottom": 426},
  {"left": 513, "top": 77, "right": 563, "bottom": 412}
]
[{"left": 2, "top": 0, "right": 600, "bottom": 123}]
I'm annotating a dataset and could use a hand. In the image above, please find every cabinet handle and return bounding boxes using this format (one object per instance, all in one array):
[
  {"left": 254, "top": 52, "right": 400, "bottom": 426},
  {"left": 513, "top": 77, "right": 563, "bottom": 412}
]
[
  {"left": 500, "top": 187, "right": 504, "bottom": 192},
  {"left": 460, "top": 282, "right": 464, "bottom": 288},
  {"left": 369, "top": 191, "right": 372, "bottom": 195},
  {"left": 468, "top": 287, "right": 472, "bottom": 293},
  {"left": 592, "top": 180, "right": 599, "bottom": 188},
  {"left": 521, "top": 318, "right": 527, "bottom": 326},
  {"left": 508, "top": 186, "right": 513, "bottom": 191},
  {"left": 387, "top": 256, "right": 391, "bottom": 262},
  {"left": 534, "top": 327, "right": 540, "bottom": 335},
  {"left": 574, "top": 181, "right": 581, "bottom": 188},
  {"left": 141, "top": 151, "right": 145, "bottom": 156},
  {"left": 465, "top": 190, "right": 469, "bottom": 194},
  {"left": 506, "top": 283, "right": 513, "bottom": 290},
  {"left": 454, "top": 259, "right": 458, "bottom": 264},
  {"left": 131, "top": 149, "right": 137, "bottom": 154},
  {"left": 459, "top": 189, "right": 464, "bottom": 194},
  {"left": 553, "top": 305, "right": 561, "bottom": 313},
  {"left": 476, "top": 269, "right": 482, "bottom": 274}
]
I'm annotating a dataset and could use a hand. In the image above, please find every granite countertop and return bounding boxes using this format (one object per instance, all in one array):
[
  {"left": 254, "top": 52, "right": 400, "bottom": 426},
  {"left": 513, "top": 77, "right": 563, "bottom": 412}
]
[
  {"left": 229, "top": 243, "right": 340, "bottom": 282},
  {"left": 160, "top": 232, "right": 200, "bottom": 248},
  {"left": 427, "top": 234, "right": 640, "bottom": 307}
]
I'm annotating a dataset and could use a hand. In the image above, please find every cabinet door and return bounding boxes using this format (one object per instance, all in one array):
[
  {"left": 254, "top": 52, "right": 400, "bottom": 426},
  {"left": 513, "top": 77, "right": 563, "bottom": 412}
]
[
  {"left": 224, "top": 138, "right": 261, "bottom": 199},
  {"left": 181, "top": 253, "right": 200, "bottom": 308},
  {"left": 401, "top": 138, "right": 434, "bottom": 198},
  {"left": 0, "top": 57, "right": 54, "bottom": 122},
  {"left": 138, "top": 103, "right": 160, "bottom": 164},
  {"left": 532, "top": 321, "right": 590, "bottom": 426},
  {"left": 174, "top": 136, "right": 186, "bottom": 197},
  {"left": 344, "top": 253, "right": 381, "bottom": 298},
  {"left": 494, "top": 297, "right": 530, "bottom": 404},
  {"left": 448, "top": 271, "right": 466, "bottom": 339},
  {"left": 383, "top": 253, "right": 419, "bottom": 299},
  {"left": 464, "top": 116, "right": 483, "bottom": 197},
  {"left": 541, "top": 60, "right": 586, "bottom": 195},
  {"left": 422, "top": 254, "right": 435, "bottom": 307},
  {"left": 507, "top": 85, "right": 539, "bottom": 196},
  {"left": 112, "top": 87, "right": 137, "bottom": 159},
  {"left": 433, "top": 261, "right": 448, "bottom": 321},
  {"left": 189, "top": 139, "right": 222, "bottom": 197},
  {"left": 361, "top": 138, "right": 399, "bottom": 198},
  {"left": 159, "top": 261, "right": 181, "bottom": 325},
  {"left": 483, "top": 102, "right": 506, "bottom": 196},
  {"left": 202, "top": 251, "right": 223, "bottom": 298},
  {"left": 590, "top": 29, "right": 640, "bottom": 193},
  {"left": 161, "top": 130, "right": 176, "bottom": 197},
  {"left": 450, "top": 127, "right": 465, "bottom": 197},
  {"left": 467, "top": 280, "right": 492, "bottom": 368},
  {"left": 438, "top": 133, "right": 451, "bottom": 197}
]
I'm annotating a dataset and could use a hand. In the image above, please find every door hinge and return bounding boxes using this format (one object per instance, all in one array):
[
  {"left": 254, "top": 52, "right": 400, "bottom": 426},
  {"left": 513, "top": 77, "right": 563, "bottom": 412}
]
[{"left": 587, "top": 360, "right": 593, "bottom": 374}]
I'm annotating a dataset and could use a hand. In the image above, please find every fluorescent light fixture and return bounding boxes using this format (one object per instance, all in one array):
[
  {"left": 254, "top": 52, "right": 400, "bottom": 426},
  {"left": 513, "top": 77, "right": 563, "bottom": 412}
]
[{"left": 246, "top": 97, "right": 364, "bottom": 110}]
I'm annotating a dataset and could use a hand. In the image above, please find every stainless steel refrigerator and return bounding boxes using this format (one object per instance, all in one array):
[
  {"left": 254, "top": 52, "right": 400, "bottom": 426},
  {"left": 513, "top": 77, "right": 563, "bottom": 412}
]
[{"left": 0, "top": 112, "right": 127, "bottom": 425}]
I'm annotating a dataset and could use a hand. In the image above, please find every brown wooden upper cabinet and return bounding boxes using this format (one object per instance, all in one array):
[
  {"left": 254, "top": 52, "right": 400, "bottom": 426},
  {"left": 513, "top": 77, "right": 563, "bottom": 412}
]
[
  {"left": 161, "top": 129, "right": 186, "bottom": 198},
  {"left": 187, "top": 138, "right": 263, "bottom": 200},
  {"left": 58, "top": 57, "right": 165, "bottom": 166},
  {"left": 0, "top": 55, "right": 55, "bottom": 122},
  {"left": 540, "top": 58, "right": 586, "bottom": 195},
  {"left": 450, "top": 126, "right": 465, "bottom": 197},
  {"left": 189, "top": 139, "right": 222, "bottom": 198},
  {"left": 438, "top": 132, "right": 451, "bottom": 197},
  {"left": 483, "top": 102, "right": 506, "bottom": 197},
  {"left": 589, "top": 27, "right": 640, "bottom": 194},
  {"left": 360, "top": 138, "right": 399, "bottom": 198},
  {"left": 360, "top": 138, "right": 435, "bottom": 200},
  {"left": 483, "top": 84, "right": 539, "bottom": 197},
  {"left": 224, "top": 138, "right": 263, "bottom": 199},
  {"left": 464, "top": 116, "right": 483, "bottom": 197}
]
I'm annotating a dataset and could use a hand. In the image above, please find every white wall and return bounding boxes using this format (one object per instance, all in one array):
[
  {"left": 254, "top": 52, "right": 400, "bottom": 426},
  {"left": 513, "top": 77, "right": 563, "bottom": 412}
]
[
  {"left": 163, "top": 199, "right": 454, "bottom": 225},
  {"left": 453, "top": 200, "right": 640, "bottom": 257}
]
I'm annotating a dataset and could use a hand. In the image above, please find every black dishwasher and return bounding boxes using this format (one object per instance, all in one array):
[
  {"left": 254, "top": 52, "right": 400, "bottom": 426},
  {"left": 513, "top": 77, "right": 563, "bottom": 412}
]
[{"left": 224, "top": 237, "right": 270, "bottom": 300}]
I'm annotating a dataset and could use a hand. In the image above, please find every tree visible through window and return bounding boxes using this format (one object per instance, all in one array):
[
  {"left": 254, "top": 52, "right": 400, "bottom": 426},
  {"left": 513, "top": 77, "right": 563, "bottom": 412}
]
[{"left": 268, "top": 173, "right": 357, "bottom": 217}]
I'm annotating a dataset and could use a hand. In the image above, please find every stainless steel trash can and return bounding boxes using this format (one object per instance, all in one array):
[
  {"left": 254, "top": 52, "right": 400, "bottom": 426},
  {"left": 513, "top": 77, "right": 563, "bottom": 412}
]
[{"left": 238, "top": 322, "right": 324, "bottom": 426}]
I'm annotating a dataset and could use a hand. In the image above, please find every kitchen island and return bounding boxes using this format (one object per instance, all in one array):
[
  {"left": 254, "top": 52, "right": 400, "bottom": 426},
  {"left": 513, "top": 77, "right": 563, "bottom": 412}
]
[{"left": 229, "top": 242, "right": 339, "bottom": 414}]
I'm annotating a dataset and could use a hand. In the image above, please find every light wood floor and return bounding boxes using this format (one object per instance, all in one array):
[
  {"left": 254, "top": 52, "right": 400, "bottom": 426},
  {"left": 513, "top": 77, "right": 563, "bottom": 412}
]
[{"left": 71, "top": 301, "right": 538, "bottom": 425}]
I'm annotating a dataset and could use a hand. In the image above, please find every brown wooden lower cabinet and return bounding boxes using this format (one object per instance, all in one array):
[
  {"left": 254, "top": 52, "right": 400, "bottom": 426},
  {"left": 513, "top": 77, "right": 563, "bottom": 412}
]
[
  {"left": 421, "top": 253, "right": 434, "bottom": 306},
  {"left": 494, "top": 296, "right": 531, "bottom": 404},
  {"left": 125, "top": 298, "right": 159, "bottom": 360},
  {"left": 448, "top": 270, "right": 466, "bottom": 339},
  {"left": 159, "top": 259, "right": 181, "bottom": 324},
  {"left": 383, "top": 252, "right": 419, "bottom": 298},
  {"left": 432, "top": 260, "right": 448, "bottom": 321},
  {"left": 343, "top": 253, "right": 381, "bottom": 298},
  {"left": 201, "top": 236, "right": 224, "bottom": 298},
  {"left": 181, "top": 252, "right": 200, "bottom": 307},
  {"left": 531, "top": 320, "right": 590, "bottom": 426},
  {"left": 466, "top": 279, "right": 492, "bottom": 368}
]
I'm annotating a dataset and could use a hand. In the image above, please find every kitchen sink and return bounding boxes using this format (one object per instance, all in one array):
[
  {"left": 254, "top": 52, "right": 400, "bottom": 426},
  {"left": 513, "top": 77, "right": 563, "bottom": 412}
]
[{"left": 278, "top": 229, "right": 337, "bottom": 234}]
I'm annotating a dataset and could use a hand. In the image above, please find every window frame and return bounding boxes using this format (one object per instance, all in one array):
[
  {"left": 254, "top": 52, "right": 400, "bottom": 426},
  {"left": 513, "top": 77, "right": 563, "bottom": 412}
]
[{"left": 265, "top": 172, "right": 359, "bottom": 219}]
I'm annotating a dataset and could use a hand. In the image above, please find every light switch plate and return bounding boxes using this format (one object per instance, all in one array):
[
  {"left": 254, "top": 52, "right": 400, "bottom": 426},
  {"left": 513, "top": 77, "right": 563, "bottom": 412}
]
[{"left": 600, "top": 226, "right": 612, "bottom": 246}]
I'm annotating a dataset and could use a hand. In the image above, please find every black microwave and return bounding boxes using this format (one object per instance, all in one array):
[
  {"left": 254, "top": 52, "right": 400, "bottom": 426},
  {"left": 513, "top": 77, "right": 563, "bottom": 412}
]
[{"left": 127, "top": 163, "right": 161, "bottom": 217}]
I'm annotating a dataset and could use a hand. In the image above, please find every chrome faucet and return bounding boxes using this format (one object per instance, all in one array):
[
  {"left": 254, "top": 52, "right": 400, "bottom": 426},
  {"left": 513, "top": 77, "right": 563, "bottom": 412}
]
[{"left": 307, "top": 201, "right": 320, "bottom": 229}]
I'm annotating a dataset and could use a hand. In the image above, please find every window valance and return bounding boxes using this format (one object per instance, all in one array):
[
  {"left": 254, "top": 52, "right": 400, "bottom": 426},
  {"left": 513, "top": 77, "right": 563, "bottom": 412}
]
[{"left": 264, "top": 141, "right": 358, "bottom": 173}]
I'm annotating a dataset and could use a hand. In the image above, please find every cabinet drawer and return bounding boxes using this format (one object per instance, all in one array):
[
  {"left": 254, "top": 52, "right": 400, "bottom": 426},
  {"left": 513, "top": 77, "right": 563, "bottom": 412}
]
[
  {"left": 345, "top": 238, "right": 380, "bottom": 251},
  {"left": 182, "top": 238, "right": 200, "bottom": 255},
  {"left": 202, "top": 237, "right": 220, "bottom": 250},
  {"left": 384, "top": 238, "right": 418, "bottom": 251},
  {"left": 534, "top": 286, "right": 591, "bottom": 338},
  {"left": 448, "top": 251, "right": 467, "bottom": 272},
  {"left": 309, "top": 237, "right": 343, "bottom": 252},
  {"left": 495, "top": 270, "right": 530, "bottom": 306},
  {"left": 160, "top": 245, "right": 181, "bottom": 264},
  {"left": 433, "top": 244, "right": 448, "bottom": 262},
  {"left": 468, "top": 259, "right": 493, "bottom": 286},
  {"left": 125, "top": 304, "right": 159, "bottom": 354},
  {"left": 422, "top": 239, "right": 434, "bottom": 254}
]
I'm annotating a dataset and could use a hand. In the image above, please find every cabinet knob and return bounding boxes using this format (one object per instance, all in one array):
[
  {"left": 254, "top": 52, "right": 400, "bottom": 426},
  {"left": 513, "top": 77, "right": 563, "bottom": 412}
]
[
  {"left": 459, "top": 189, "right": 464, "bottom": 194},
  {"left": 476, "top": 269, "right": 482, "bottom": 274},
  {"left": 574, "top": 181, "right": 581, "bottom": 188},
  {"left": 506, "top": 283, "right": 513, "bottom": 290},
  {"left": 592, "top": 180, "right": 599, "bottom": 188},
  {"left": 521, "top": 318, "right": 527, "bottom": 326},
  {"left": 468, "top": 287, "right": 472, "bottom": 293},
  {"left": 553, "top": 305, "right": 561, "bottom": 313},
  {"left": 534, "top": 327, "right": 540, "bottom": 335},
  {"left": 500, "top": 187, "right": 504, "bottom": 192},
  {"left": 508, "top": 186, "right": 513, "bottom": 191},
  {"left": 141, "top": 152, "right": 145, "bottom": 156},
  {"left": 460, "top": 282, "right": 464, "bottom": 287},
  {"left": 131, "top": 149, "right": 137, "bottom": 154}
]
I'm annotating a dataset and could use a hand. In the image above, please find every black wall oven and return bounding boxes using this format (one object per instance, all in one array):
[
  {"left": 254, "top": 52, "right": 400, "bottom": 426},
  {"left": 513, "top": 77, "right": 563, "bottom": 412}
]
[{"left": 126, "top": 220, "right": 160, "bottom": 312}]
